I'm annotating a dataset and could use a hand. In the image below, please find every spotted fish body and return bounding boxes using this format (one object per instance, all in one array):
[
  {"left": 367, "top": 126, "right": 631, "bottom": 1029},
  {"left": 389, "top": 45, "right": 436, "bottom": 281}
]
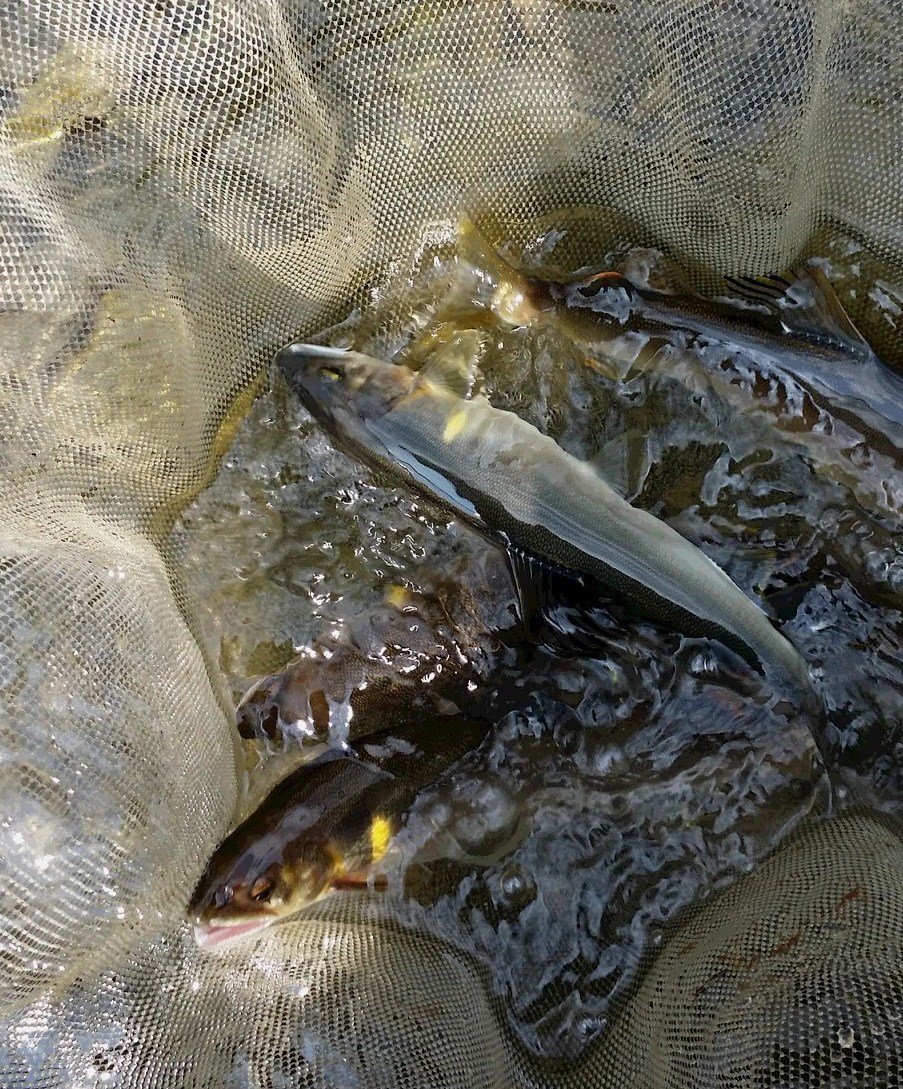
[{"left": 279, "top": 345, "right": 822, "bottom": 722}]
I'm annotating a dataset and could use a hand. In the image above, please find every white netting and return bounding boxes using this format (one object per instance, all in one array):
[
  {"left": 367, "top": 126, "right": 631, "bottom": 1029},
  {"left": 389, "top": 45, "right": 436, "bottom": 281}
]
[
  {"left": 2, "top": 812, "right": 900, "bottom": 1087},
  {"left": 1, "top": 0, "right": 901, "bottom": 1085}
]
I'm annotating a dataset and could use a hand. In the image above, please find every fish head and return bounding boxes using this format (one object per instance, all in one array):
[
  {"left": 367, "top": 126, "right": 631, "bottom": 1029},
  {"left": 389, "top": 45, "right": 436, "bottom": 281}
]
[
  {"left": 188, "top": 831, "right": 340, "bottom": 950},
  {"left": 278, "top": 344, "right": 418, "bottom": 438}
]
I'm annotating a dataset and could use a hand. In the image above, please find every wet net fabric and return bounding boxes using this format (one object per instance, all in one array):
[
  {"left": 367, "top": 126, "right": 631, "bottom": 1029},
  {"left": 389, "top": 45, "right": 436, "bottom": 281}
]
[
  {"left": 0, "top": 1, "right": 901, "bottom": 1087},
  {"left": 3, "top": 811, "right": 901, "bottom": 1087}
]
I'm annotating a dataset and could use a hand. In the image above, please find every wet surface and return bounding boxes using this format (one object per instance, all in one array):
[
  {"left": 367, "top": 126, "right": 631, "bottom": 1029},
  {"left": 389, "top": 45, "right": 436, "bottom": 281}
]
[{"left": 175, "top": 232, "right": 901, "bottom": 1058}]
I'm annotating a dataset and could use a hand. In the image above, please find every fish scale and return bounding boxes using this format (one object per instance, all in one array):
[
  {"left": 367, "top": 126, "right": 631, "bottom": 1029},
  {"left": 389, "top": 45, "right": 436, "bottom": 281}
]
[{"left": 279, "top": 344, "right": 824, "bottom": 730}]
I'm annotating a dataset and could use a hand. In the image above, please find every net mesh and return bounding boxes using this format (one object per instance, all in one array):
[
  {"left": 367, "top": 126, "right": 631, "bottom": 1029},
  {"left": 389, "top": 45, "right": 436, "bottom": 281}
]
[
  {"left": 0, "top": 0, "right": 901, "bottom": 1085},
  {"left": 2, "top": 811, "right": 900, "bottom": 1087}
]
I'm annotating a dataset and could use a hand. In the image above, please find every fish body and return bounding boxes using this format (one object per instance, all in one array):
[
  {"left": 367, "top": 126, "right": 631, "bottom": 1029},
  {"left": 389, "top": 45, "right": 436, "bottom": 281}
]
[
  {"left": 189, "top": 715, "right": 488, "bottom": 947},
  {"left": 549, "top": 270, "right": 903, "bottom": 448},
  {"left": 457, "top": 218, "right": 901, "bottom": 452},
  {"left": 279, "top": 345, "right": 822, "bottom": 721}
]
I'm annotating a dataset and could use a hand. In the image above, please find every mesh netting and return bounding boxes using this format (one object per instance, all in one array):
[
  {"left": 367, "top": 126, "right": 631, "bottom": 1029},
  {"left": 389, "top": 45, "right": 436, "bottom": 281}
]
[
  {"left": 2, "top": 811, "right": 900, "bottom": 1087},
  {"left": 1, "top": 0, "right": 901, "bottom": 1085}
]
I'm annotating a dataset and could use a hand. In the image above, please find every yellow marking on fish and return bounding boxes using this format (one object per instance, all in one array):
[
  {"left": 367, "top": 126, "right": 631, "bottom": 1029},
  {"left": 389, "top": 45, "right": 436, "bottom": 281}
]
[
  {"left": 384, "top": 584, "right": 410, "bottom": 609},
  {"left": 443, "top": 409, "right": 468, "bottom": 442},
  {"left": 369, "top": 815, "right": 393, "bottom": 862},
  {"left": 324, "top": 844, "right": 345, "bottom": 870}
]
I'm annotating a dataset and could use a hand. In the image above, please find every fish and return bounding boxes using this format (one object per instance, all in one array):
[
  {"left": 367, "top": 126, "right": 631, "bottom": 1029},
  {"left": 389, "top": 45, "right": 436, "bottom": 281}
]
[
  {"left": 553, "top": 267, "right": 903, "bottom": 449},
  {"left": 277, "top": 343, "right": 824, "bottom": 724},
  {"left": 457, "top": 218, "right": 903, "bottom": 454},
  {"left": 189, "top": 715, "right": 489, "bottom": 949},
  {"left": 236, "top": 573, "right": 513, "bottom": 747}
]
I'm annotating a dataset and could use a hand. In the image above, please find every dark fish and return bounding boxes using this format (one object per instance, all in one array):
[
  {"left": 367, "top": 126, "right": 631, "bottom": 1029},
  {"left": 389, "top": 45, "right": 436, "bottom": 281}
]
[
  {"left": 236, "top": 580, "right": 513, "bottom": 747},
  {"left": 458, "top": 218, "right": 901, "bottom": 453},
  {"left": 556, "top": 267, "right": 903, "bottom": 448},
  {"left": 189, "top": 714, "right": 489, "bottom": 948}
]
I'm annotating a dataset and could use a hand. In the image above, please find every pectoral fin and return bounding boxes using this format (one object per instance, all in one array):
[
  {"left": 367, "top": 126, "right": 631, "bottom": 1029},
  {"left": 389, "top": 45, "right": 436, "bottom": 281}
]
[
  {"left": 505, "top": 542, "right": 620, "bottom": 656},
  {"left": 415, "top": 326, "right": 484, "bottom": 397}
]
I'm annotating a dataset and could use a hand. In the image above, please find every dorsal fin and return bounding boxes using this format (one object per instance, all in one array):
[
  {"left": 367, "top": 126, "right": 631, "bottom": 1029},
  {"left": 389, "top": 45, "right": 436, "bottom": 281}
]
[
  {"left": 722, "top": 273, "right": 792, "bottom": 309},
  {"left": 723, "top": 265, "right": 872, "bottom": 358},
  {"left": 591, "top": 428, "right": 648, "bottom": 499},
  {"left": 413, "top": 327, "right": 483, "bottom": 397}
]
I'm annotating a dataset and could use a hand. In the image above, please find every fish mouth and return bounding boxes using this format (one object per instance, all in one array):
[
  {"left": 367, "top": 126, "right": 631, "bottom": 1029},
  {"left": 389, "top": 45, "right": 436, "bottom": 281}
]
[
  {"left": 277, "top": 342, "right": 349, "bottom": 379},
  {"left": 193, "top": 916, "right": 276, "bottom": 951}
]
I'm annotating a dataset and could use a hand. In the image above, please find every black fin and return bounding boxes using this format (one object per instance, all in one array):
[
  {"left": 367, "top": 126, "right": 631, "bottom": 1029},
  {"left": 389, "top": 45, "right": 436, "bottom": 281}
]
[
  {"left": 505, "top": 543, "right": 621, "bottom": 657},
  {"left": 723, "top": 273, "right": 792, "bottom": 306},
  {"left": 724, "top": 266, "right": 871, "bottom": 358}
]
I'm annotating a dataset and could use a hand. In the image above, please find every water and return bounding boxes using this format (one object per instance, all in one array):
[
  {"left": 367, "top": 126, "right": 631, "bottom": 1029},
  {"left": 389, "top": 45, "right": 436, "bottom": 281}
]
[{"left": 175, "top": 229, "right": 902, "bottom": 1059}]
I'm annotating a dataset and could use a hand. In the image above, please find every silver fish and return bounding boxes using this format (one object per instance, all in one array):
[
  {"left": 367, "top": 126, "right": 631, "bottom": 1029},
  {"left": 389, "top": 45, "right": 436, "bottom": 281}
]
[{"left": 278, "top": 344, "right": 823, "bottom": 724}]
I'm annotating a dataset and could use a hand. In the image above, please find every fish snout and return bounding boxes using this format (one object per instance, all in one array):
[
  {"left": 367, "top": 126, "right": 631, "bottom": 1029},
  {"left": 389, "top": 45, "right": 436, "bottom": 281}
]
[
  {"left": 186, "top": 875, "right": 228, "bottom": 924},
  {"left": 277, "top": 342, "right": 350, "bottom": 384}
]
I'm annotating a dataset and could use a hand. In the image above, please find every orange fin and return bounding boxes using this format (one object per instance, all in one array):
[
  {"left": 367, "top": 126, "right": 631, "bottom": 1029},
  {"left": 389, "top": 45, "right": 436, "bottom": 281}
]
[{"left": 574, "top": 270, "right": 635, "bottom": 300}]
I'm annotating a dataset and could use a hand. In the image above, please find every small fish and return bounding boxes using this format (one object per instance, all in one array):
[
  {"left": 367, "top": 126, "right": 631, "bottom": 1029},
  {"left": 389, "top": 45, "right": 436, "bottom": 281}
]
[
  {"left": 189, "top": 716, "right": 488, "bottom": 949},
  {"left": 278, "top": 344, "right": 823, "bottom": 724}
]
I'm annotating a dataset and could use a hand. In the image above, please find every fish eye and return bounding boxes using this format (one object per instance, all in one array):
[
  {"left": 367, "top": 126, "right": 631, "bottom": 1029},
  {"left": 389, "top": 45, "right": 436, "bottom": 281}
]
[
  {"left": 249, "top": 876, "right": 275, "bottom": 902},
  {"left": 321, "top": 366, "right": 343, "bottom": 382},
  {"left": 214, "top": 884, "right": 234, "bottom": 908}
]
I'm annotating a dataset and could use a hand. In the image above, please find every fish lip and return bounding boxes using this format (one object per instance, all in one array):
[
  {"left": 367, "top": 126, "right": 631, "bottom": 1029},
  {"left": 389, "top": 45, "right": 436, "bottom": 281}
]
[
  {"left": 193, "top": 916, "right": 276, "bottom": 951},
  {"left": 276, "top": 342, "right": 349, "bottom": 378}
]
